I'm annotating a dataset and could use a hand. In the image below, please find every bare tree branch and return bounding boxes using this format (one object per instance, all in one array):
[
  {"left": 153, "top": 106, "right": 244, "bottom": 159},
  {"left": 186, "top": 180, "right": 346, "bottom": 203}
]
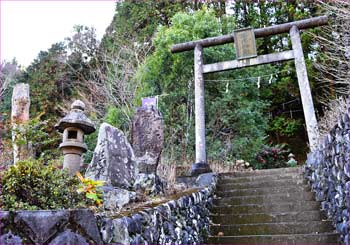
[
  {"left": 62, "top": 34, "right": 152, "bottom": 124},
  {"left": 311, "top": 0, "right": 350, "bottom": 103}
]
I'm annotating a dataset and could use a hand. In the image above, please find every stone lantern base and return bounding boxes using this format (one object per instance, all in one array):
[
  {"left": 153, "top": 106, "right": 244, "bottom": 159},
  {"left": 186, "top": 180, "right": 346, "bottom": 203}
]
[
  {"left": 60, "top": 142, "right": 87, "bottom": 175},
  {"left": 63, "top": 154, "right": 82, "bottom": 175}
]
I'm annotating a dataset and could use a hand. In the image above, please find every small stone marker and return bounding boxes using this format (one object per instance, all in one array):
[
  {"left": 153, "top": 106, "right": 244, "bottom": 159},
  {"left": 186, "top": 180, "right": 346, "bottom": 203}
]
[
  {"left": 85, "top": 123, "right": 137, "bottom": 189},
  {"left": 55, "top": 100, "right": 95, "bottom": 175},
  {"left": 11, "top": 83, "right": 32, "bottom": 164},
  {"left": 142, "top": 97, "right": 158, "bottom": 109}
]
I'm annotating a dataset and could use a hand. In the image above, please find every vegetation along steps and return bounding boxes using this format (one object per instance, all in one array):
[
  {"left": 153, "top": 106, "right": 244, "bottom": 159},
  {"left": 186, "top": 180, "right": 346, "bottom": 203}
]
[{"left": 207, "top": 167, "right": 340, "bottom": 244}]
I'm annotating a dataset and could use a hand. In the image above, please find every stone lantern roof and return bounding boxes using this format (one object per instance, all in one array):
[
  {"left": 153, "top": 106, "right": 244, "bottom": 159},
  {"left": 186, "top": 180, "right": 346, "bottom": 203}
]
[{"left": 55, "top": 100, "right": 96, "bottom": 134}]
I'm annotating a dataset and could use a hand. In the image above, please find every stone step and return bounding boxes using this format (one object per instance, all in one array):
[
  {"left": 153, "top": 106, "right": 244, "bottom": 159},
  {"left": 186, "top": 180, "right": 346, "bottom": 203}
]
[
  {"left": 207, "top": 232, "right": 339, "bottom": 244},
  {"left": 211, "top": 210, "right": 327, "bottom": 224},
  {"left": 218, "top": 172, "right": 304, "bottom": 184},
  {"left": 216, "top": 178, "right": 307, "bottom": 191},
  {"left": 211, "top": 201, "right": 320, "bottom": 214},
  {"left": 214, "top": 191, "right": 315, "bottom": 206},
  {"left": 210, "top": 221, "right": 334, "bottom": 236},
  {"left": 216, "top": 185, "right": 311, "bottom": 197},
  {"left": 219, "top": 167, "right": 302, "bottom": 178}
]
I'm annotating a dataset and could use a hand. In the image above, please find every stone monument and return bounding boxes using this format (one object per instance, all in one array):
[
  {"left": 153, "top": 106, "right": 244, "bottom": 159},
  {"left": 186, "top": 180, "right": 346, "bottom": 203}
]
[
  {"left": 131, "top": 105, "right": 165, "bottom": 194},
  {"left": 85, "top": 122, "right": 139, "bottom": 210},
  {"left": 131, "top": 106, "right": 164, "bottom": 174},
  {"left": 55, "top": 100, "right": 95, "bottom": 175},
  {"left": 85, "top": 122, "right": 137, "bottom": 189}
]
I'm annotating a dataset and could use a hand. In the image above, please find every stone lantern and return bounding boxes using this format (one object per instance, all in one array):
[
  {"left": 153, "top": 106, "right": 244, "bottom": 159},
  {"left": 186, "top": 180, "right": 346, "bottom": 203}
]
[
  {"left": 55, "top": 100, "right": 95, "bottom": 175},
  {"left": 287, "top": 153, "right": 298, "bottom": 167}
]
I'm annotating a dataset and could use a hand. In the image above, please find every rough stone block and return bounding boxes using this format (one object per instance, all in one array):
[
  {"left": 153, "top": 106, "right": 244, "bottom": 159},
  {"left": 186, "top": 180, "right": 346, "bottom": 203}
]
[
  {"left": 85, "top": 123, "right": 137, "bottom": 189},
  {"left": 0, "top": 232, "right": 22, "bottom": 245},
  {"left": 102, "top": 186, "right": 137, "bottom": 211},
  {"left": 133, "top": 173, "right": 164, "bottom": 195},
  {"left": 100, "top": 218, "right": 113, "bottom": 243},
  {"left": 196, "top": 172, "right": 217, "bottom": 187},
  {"left": 70, "top": 209, "right": 102, "bottom": 244},
  {"left": 130, "top": 235, "right": 146, "bottom": 245},
  {"left": 111, "top": 218, "right": 130, "bottom": 245},
  {"left": 14, "top": 210, "right": 69, "bottom": 244},
  {"left": 0, "top": 211, "right": 10, "bottom": 235},
  {"left": 48, "top": 230, "right": 88, "bottom": 245},
  {"left": 131, "top": 213, "right": 145, "bottom": 231}
]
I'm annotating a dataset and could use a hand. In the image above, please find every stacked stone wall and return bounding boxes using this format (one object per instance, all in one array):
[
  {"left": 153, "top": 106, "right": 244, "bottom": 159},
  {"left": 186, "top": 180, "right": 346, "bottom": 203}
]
[
  {"left": 98, "top": 178, "right": 217, "bottom": 244},
  {"left": 305, "top": 107, "right": 350, "bottom": 244},
  {"left": 0, "top": 175, "right": 216, "bottom": 244}
]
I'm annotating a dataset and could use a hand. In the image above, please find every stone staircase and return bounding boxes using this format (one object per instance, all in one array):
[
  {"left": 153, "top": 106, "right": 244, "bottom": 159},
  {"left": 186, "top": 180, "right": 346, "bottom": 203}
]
[{"left": 207, "top": 167, "right": 339, "bottom": 244}]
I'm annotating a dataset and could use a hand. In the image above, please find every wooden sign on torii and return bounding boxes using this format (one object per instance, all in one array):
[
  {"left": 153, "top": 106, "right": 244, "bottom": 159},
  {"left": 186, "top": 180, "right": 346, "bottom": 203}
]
[{"left": 171, "top": 16, "right": 328, "bottom": 175}]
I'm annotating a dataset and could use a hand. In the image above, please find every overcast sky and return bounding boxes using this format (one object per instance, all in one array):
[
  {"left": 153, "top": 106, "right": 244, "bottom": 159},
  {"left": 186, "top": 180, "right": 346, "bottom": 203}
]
[{"left": 1, "top": 0, "right": 116, "bottom": 67}]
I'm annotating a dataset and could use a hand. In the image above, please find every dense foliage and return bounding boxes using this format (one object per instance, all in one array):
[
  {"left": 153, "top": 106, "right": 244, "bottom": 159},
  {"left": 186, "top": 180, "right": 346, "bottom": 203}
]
[
  {"left": 269, "top": 116, "right": 302, "bottom": 137},
  {"left": 0, "top": 160, "right": 93, "bottom": 210}
]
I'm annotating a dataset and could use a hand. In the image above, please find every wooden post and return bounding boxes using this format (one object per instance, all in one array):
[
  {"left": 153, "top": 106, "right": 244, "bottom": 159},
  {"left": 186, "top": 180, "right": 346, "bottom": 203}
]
[
  {"left": 290, "top": 25, "right": 319, "bottom": 150},
  {"left": 192, "top": 44, "right": 211, "bottom": 175}
]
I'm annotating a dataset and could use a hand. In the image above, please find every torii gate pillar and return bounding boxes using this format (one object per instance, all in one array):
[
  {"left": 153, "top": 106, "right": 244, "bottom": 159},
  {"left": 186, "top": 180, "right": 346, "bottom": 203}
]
[
  {"left": 192, "top": 44, "right": 211, "bottom": 175},
  {"left": 290, "top": 25, "right": 319, "bottom": 150}
]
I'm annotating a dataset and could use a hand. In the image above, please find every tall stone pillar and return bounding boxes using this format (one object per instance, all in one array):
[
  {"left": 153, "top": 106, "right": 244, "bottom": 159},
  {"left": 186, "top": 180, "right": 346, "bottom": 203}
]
[
  {"left": 192, "top": 44, "right": 212, "bottom": 176},
  {"left": 290, "top": 26, "right": 319, "bottom": 150},
  {"left": 0, "top": 114, "right": 4, "bottom": 155},
  {"left": 11, "top": 83, "right": 32, "bottom": 164}
]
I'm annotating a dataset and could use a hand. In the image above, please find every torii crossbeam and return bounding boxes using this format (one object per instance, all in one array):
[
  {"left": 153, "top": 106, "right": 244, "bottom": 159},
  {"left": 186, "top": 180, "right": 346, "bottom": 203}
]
[{"left": 171, "top": 16, "right": 328, "bottom": 175}]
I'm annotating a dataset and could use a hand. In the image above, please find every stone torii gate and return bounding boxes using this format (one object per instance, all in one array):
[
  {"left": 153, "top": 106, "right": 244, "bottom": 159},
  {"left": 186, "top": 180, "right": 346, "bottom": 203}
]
[{"left": 171, "top": 16, "right": 328, "bottom": 175}]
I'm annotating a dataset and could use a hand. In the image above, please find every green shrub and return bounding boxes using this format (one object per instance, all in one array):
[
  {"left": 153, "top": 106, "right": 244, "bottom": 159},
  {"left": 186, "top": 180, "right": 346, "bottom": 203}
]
[
  {"left": 255, "top": 144, "right": 289, "bottom": 169},
  {"left": 12, "top": 118, "right": 60, "bottom": 161},
  {"left": 83, "top": 128, "right": 98, "bottom": 166},
  {"left": 0, "top": 159, "right": 93, "bottom": 210},
  {"left": 105, "top": 105, "right": 132, "bottom": 134},
  {"left": 269, "top": 116, "right": 302, "bottom": 137}
]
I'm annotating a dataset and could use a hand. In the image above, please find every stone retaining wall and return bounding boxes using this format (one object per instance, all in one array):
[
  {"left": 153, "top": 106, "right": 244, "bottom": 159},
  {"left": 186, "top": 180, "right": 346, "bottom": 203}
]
[
  {"left": 305, "top": 107, "right": 350, "bottom": 244},
  {"left": 0, "top": 174, "right": 217, "bottom": 244},
  {"left": 98, "top": 174, "right": 217, "bottom": 244}
]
